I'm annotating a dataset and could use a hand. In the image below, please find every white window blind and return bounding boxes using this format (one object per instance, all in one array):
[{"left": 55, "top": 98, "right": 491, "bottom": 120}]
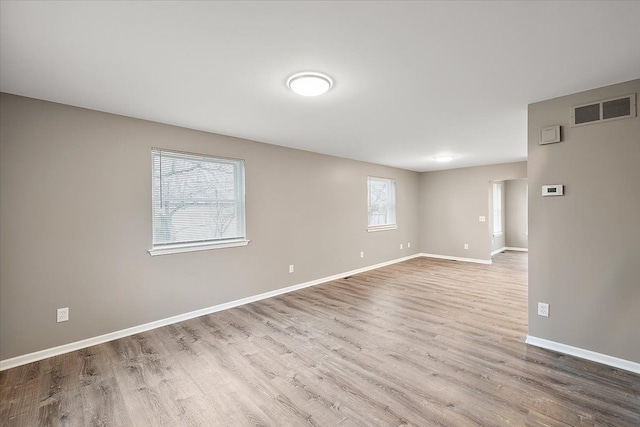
[
  {"left": 151, "top": 149, "right": 246, "bottom": 250},
  {"left": 493, "top": 182, "right": 503, "bottom": 236},
  {"left": 368, "top": 176, "right": 397, "bottom": 229}
]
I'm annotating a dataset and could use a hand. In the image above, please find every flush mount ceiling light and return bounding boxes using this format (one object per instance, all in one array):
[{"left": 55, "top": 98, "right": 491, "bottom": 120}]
[
  {"left": 287, "top": 72, "right": 333, "bottom": 97},
  {"left": 435, "top": 155, "right": 455, "bottom": 162}
]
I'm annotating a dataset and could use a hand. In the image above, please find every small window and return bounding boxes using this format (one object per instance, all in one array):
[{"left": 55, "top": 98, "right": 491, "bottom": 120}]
[
  {"left": 367, "top": 176, "right": 397, "bottom": 231},
  {"left": 149, "top": 149, "right": 247, "bottom": 255},
  {"left": 493, "top": 182, "right": 503, "bottom": 236}
]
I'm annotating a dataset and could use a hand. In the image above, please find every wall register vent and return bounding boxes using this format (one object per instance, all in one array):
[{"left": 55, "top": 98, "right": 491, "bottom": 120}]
[{"left": 571, "top": 93, "right": 636, "bottom": 127}]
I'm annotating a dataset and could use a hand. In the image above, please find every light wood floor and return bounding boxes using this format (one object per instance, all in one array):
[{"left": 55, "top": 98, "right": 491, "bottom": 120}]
[{"left": 1, "top": 252, "right": 639, "bottom": 426}]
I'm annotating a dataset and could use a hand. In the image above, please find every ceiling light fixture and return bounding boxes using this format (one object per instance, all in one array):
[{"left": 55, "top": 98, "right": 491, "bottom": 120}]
[
  {"left": 287, "top": 72, "right": 333, "bottom": 97},
  {"left": 435, "top": 155, "right": 455, "bottom": 162}
]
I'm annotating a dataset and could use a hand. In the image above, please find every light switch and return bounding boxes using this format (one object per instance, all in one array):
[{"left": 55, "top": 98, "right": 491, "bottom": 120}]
[{"left": 479, "top": 216, "right": 486, "bottom": 222}]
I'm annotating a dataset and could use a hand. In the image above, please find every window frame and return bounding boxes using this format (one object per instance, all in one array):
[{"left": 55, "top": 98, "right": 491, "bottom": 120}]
[
  {"left": 148, "top": 148, "right": 249, "bottom": 256},
  {"left": 367, "top": 176, "right": 398, "bottom": 232}
]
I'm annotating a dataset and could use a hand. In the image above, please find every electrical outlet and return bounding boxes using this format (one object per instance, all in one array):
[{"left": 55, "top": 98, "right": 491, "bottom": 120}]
[
  {"left": 57, "top": 307, "right": 69, "bottom": 323},
  {"left": 538, "top": 302, "right": 549, "bottom": 317},
  {"left": 288, "top": 264, "right": 294, "bottom": 273},
  {"left": 464, "top": 244, "right": 469, "bottom": 250},
  {"left": 360, "top": 251, "right": 364, "bottom": 258},
  {"left": 400, "top": 244, "right": 403, "bottom": 250},
  {"left": 407, "top": 242, "right": 411, "bottom": 248},
  {"left": 479, "top": 216, "right": 486, "bottom": 222}
]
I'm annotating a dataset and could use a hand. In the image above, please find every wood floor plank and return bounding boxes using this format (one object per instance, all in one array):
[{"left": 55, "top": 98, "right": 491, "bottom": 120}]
[
  {"left": 1, "top": 252, "right": 638, "bottom": 426},
  {"left": 77, "top": 345, "right": 134, "bottom": 426},
  {"left": 36, "top": 352, "right": 85, "bottom": 426},
  {"left": 1, "top": 361, "right": 43, "bottom": 426}
]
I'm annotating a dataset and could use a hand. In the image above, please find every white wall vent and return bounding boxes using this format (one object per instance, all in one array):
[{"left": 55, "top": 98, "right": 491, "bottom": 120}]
[{"left": 571, "top": 93, "right": 636, "bottom": 127}]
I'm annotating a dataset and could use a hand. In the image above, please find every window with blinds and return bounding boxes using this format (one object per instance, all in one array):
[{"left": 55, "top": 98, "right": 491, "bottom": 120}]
[
  {"left": 151, "top": 149, "right": 246, "bottom": 252},
  {"left": 367, "top": 176, "right": 397, "bottom": 230}
]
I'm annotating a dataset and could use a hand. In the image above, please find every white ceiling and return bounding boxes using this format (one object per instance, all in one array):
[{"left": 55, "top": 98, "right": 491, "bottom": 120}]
[{"left": 1, "top": 1, "right": 639, "bottom": 172}]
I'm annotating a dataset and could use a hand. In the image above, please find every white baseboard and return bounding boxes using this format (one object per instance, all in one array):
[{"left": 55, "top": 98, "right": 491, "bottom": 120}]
[
  {"left": 420, "top": 253, "right": 492, "bottom": 265},
  {"left": 525, "top": 335, "right": 640, "bottom": 374},
  {"left": 491, "top": 247, "right": 528, "bottom": 255},
  {"left": 0, "top": 253, "right": 422, "bottom": 371}
]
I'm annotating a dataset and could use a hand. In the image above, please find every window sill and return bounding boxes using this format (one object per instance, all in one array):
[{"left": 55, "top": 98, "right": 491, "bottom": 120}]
[
  {"left": 493, "top": 232, "right": 503, "bottom": 237},
  {"left": 367, "top": 225, "right": 398, "bottom": 233},
  {"left": 148, "top": 239, "right": 250, "bottom": 256}
]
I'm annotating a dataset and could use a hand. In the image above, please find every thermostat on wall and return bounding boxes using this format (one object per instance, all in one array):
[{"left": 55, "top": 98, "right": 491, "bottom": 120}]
[{"left": 542, "top": 185, "right": 564, "bottom": 196}]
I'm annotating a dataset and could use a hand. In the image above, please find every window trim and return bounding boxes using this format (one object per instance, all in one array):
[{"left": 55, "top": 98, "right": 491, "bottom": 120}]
[
  {"left": 149, "top": 148, "right": 247, "bottom": 255},
  {"left": 148, "top": 238, "right": 250, "bottom": 256},
  {"left": 367, "top": 176, "right": 397, "bottom": 232},
  {"left": 367, "top": 224, "right": 398, "bottom": 233}
]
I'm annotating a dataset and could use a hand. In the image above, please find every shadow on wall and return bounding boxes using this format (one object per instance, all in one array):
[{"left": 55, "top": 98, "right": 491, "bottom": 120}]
[{"left": 595, "top": 256, "right": 640, "bottom": 359}]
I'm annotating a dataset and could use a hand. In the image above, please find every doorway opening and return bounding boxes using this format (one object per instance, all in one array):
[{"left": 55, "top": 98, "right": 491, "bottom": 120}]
[{"left": 490, "top": 178, "right": 528, "bottom": 258}]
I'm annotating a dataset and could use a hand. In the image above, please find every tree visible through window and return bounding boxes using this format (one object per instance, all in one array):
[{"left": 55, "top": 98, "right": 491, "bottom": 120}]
[
  {"left": 368, "top": 176, "right": 396, "bottom": 228},
  {"left": 151, "top": 149, "right": 245, "bottom": 248}
]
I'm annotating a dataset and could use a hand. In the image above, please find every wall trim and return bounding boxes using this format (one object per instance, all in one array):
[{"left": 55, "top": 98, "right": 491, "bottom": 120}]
[
  {"left": 505, "top": 247, "right": 528, "bottom": 252},
  {"left": 491, "top": 247, "right": 528, "bottom": 256},
  {"left": 420, "top": 253, "right": 492, "bottom": 265},
  {"left": 0, "top": 253, "right": 422, "bottom": 371},
  {"left": 525, "top": 335, "right": 640, "bottom": 375}
]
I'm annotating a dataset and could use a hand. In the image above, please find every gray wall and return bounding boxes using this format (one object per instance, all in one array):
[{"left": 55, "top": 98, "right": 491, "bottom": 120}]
[
  {"left": 419, "top": 162, "right": 527, "bottom": 262},
  {"left": 0, "top": 93, "right": 421, "bottom": 360},
  {"left": 528, "top": 79, "right": 640, "bottom": 362},
  {"left": 505, "top": 179, "right": 528, "bottom": 249}
]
